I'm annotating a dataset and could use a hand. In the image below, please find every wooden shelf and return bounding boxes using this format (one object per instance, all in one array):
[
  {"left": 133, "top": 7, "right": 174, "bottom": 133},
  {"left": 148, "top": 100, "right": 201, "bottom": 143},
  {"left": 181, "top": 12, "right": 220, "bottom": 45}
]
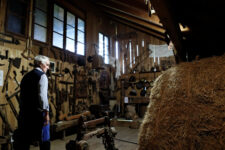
[
  {"left": 0, "top": 136, "right": 10, "bottom": 144},
  {"left": 126, "top": 96, "right": 150, "bottom": 104}
]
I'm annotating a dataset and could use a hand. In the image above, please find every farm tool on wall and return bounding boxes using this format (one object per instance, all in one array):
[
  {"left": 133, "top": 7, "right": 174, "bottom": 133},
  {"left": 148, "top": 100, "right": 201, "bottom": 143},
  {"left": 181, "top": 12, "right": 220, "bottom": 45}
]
[
  {"left": 2, "top": 57, "right": 21, "bottom": 93},
  {"left": 21, "top": 0, "right": 36, "bottom": 60},
  {"left": 5, "top": 90, "right": 20, "bottom": 120},
  {"left": 0, "top": 104, "right": 13, "bottom": 132},
  {"left": 0, "top": 32, "right": 20, "bottom": 45}
]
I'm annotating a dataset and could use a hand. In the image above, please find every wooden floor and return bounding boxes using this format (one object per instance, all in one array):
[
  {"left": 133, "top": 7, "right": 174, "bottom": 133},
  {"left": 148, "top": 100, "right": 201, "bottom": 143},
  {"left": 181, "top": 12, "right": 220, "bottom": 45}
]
[{"left": 30, "top": 127, "right": 139, "bottom": 150}]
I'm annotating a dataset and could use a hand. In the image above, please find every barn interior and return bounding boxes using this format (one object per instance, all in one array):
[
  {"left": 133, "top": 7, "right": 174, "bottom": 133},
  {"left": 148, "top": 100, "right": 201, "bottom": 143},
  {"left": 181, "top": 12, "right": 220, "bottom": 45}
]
[{"left": 0, "top": 0, "right": 224, "bottom": 150}]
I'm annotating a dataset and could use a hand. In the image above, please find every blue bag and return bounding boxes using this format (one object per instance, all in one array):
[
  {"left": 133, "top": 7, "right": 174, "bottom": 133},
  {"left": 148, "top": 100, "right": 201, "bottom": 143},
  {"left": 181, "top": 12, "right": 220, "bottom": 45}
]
[{"left": 42, "top": 123, "right": 50, "bottom": 142}]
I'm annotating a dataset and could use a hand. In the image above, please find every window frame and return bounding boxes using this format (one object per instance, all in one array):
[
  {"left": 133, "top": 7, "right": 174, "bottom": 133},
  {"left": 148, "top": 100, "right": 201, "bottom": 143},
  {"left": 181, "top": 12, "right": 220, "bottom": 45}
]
[
  {"left": 32, "top": 0, "right": 48, "bottom": 44},
  {"left": 129, "top": 40, "right": 132, "bottom": 68},
  {"left": 51, "top": 3, "right": 86, "bottom": 56},
  {"left": 5, "top": 0, "right": 29, "bottom": 39},
  {"left": 31, "top": 1, "right": 86, "bottom": 55},
  {"left": 76, "top": 18, "right": 86, "bottom": 55},
  {"left": 98, "top": 32, "right": 110, "bottom": 64},
  {"left": 5, "top": 0, "right": 86, "bottom": 56}
]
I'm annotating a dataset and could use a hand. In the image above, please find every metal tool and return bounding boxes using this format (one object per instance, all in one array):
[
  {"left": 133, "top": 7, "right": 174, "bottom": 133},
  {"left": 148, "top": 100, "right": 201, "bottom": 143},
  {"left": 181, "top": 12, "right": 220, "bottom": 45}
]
[
  {"left": 13, "top": 71, "right": 20, "bottom": 90},
  {"left": 20, "top": 65, "right": 28, "bottom": 76},
  {"left": 5, "top": 90, "right": 20, "bottom": 120},
  {"left": 2, "top": 58, "right": 21, "bottom": 93},
  {"left": 0, "top": 33, "right": 20, "bottom": 45},
  {"left": 0, "top": 105, "right": 13, "bottom": 132},
  {"left": 0, "top": 50, "right": 8, "bottom": 60}
]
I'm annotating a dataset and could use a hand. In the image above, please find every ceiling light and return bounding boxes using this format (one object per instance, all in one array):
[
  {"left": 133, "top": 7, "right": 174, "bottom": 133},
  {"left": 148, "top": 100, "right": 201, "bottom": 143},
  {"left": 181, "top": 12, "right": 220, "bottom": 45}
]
[{"left": 179, "top": 23, "right": 190, "bottom": 32}]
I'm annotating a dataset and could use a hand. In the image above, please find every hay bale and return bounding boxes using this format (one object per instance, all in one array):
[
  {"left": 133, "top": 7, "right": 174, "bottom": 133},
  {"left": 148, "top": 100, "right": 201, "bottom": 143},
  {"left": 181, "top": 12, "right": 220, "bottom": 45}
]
[{"left": 138, "top": 55, "right": 225, "bottom": 150}]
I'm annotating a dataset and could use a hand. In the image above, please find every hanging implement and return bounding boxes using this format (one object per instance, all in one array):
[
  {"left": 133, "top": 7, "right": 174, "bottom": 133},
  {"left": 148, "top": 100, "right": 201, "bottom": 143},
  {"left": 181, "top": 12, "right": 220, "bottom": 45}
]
[
  {"left": 0, "top": 32, "right": 20, "bottom": 45},
  {"left": 21, "top": 0, "right": 35, "bottom": 60},
  {"left": 2, "top": 58, "right": 21, "bottom": 93}
]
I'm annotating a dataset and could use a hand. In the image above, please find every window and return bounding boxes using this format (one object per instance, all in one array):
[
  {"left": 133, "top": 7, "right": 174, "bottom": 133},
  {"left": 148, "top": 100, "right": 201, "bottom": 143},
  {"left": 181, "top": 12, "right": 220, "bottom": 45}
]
[
  {"left": 77, "top": 18, "right": 85, "bottom": 55},
  {"left": 99, "top": 33, "right": 104, "bottom": 56},
  {"left": 115, "top": 41, "right": 119, "bottom": 59},
  {"left": 52, "top": 4, "right": 85, "bottom": 55},
  {"left": 133, "top": 44, "right": 135, "bottom": 64},
  {"left": 142, "top": 39, "right": 144, "bottom": 47},
  {"left": 53, "top": 4, "right": 64, "bottom": 48},
  {"left": 6, "top": 0, "right": 28, "bottom": 35},
  {"left": 136, "top": 45, "right": 139, "bottom": 56},
  {"left": 66, "top": 12, "right": 75, "bottom": 52},
  {"left": 98, "top": 33, "right": 109, "bottom": 64},
  {"left": 122, "top": 58, "right": 125, "bottom": 74},
  {"left": 104, "top": 36, "right": 109, "bottom": 64},
  {"left": 33, "top": 0, "right": 48, "bottom": 42},
  {"left": 129, "top": 41, "right": 132, "bottom": 68}
]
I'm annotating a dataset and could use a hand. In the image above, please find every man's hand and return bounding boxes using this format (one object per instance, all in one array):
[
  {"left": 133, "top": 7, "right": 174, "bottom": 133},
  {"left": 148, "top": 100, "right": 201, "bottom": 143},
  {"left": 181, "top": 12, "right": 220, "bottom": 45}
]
[{"left": 44, "top": 111, "right": 50, "bottom": 125}]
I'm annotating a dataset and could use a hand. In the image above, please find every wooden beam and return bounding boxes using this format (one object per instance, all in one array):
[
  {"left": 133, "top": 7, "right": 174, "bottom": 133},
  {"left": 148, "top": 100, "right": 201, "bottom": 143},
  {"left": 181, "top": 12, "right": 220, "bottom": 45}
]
[
  {"left": 52, "top": 119, "right": 79, "bottom": 132},
  {"left": 111, "top": 0, "right": 148, "bottom": 11},
  {"left": 96, "top": 2, "right": 163, "bottom": 31},
  {"left": 150, "top": 0, "right": 186, "bottom": 62},
  {"left": 0, "top": 136, "right": 10, "bottom": 144},
  {"left": 94, "top": 3, "right": 166, "bottom": 40},
  {"left": 95, "top": 0, "right": 149, "bottom": 19},
  {"left": 104, "top": 12, "right": 167, "bottom": 41},
  {"left": 106, "top": 14, "right": 167, "bottom": 42}
]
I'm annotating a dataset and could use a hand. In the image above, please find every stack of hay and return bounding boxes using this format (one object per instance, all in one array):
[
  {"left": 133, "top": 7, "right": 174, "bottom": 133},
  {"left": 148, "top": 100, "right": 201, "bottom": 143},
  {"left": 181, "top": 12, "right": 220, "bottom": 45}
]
[{"left": 139, "top": 55, "right": 225, "bottom": 150}]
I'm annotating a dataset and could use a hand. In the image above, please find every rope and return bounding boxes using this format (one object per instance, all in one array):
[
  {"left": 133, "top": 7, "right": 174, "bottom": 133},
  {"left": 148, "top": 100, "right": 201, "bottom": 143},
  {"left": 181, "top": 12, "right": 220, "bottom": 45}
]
[{"left": 114, "top": 138, "right": 138, "bottom": 145}]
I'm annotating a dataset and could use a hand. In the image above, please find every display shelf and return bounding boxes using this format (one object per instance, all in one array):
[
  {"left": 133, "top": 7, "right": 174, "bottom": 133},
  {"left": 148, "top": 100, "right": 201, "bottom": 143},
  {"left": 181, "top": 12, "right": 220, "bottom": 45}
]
[{"left": 126, "top": 96, "right": 150, "bottom": 104}]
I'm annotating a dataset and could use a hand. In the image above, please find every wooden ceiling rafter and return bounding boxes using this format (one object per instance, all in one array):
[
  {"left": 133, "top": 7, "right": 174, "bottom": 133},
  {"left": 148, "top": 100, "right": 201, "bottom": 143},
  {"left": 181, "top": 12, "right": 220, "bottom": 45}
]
[
  {"left": 150, "top": 0, "right": 186, "bottom": 62},
  {"left": 94, "top": 1, "right": 162, "bottom": 27},
  {"left": 101, "top": 6, "right": 165, "bottom": 34},
  {"left": 111, "top": 0, "right": 148, "bottom": 11},
  {"left": 95, "top": 0, "right": 149, "bottom": 18},
  {"left": 106, "top": 13, "right": 167, "bottom": 42},
  {"left": 92, "top": 1, "right": 166, "bottom": 41}
]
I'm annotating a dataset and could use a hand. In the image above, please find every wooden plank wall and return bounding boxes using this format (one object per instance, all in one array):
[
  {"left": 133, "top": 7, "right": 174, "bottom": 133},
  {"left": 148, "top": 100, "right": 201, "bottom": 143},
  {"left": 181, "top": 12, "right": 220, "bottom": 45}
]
[{"left": 0, "top": 0, "right": 175, "bottom": 143}]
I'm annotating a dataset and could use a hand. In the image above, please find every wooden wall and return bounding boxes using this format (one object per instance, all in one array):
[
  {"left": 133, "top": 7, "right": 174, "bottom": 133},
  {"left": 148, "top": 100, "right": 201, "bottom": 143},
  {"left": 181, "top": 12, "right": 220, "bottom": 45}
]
[{"left": 0, "top": 0, "right": 175, "bottom": 140}]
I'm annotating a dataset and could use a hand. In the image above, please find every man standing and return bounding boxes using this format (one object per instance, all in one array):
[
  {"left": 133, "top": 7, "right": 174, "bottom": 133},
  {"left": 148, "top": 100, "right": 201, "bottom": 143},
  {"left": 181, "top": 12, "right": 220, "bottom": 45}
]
[{"left": 14, "top": 55, "right": 50, "bottom": 150}]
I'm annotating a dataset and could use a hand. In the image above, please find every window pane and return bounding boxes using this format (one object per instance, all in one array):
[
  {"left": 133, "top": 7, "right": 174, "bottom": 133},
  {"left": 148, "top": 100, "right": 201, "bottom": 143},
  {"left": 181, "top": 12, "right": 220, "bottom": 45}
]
[
  {"left": 66, "top": 38, "right": 75, "bottom": 52},
  {"left": 104, "top": 45, "right": 109, "bottom": 64},
  {"left": 122, "top": 59, "right": 125, "bottom": 74},
  {"left": 54, "top": 4, "right": 64, "bottom": 21},
  {"left": 98, "top": 33, "right": 103, "bottom": 56},
  {"left": 129, "top": 42, "right": 132, "bottom": 68},
  {"left": 67, "top": 12, "right": 75, "bottom": 27},
  {"left": 77, "top": 42, "right": 85, "bottom": 55},
  {"left": 34, "top": 24, "right": 46, "bottom": 42},
  {"left": 115, "top": 41, "right": 119, "bottom": 59},
  {"left": 133, "top": 44, "right": 135, "bottom": 64},
  {"left": 104, "top": 55, "right": 109, "bottom": 64},
  {"left": 99, "top": 33, "right": 103, "bottom": 42},
  {"left": 66, "top": 25, "right": 75, "bottom": 39},
  {"left": 77, "top": 31, "right": 84, "bottom": 43},
  {"left": 35, "top": 0, "right": 47, "bottom": 11},
  {"left": 99, "top": 43, "right": 103, "bottom": 56},
  {"left": 78, "top": 18, "right": 85, "bottom": 31},
  {"left": 34, "top": 9, "right": 47, "bottom": 27},
  {"left": 53, "top": 32, "right": 63, "bottom": 48},
  {"left": 53, "top": 18, "right": 63, "bottom": 34},
  {"left": 136, "top": 45, "right": 139, "bottom": 56},
  {"left": 9, "top": 0, "right": 27, "bottom": 16},
  {"left": 104, "top": 36, "right": 108, "bottom": 46},
  {"left": 7, "top": 0, "right": 27, "bottom": 35},
  {"left": 7, "top": 14, "right": 25, "bottom": 34}
]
